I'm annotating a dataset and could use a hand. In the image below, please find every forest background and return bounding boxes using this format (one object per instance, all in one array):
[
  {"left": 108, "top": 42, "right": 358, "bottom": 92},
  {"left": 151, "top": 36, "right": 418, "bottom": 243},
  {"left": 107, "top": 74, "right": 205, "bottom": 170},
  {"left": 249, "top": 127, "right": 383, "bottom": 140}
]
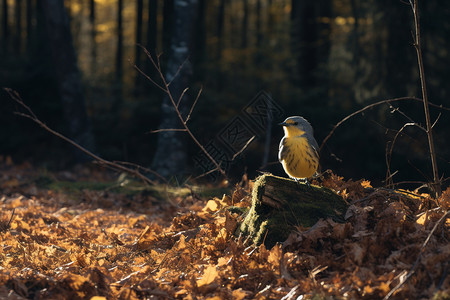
[{"left": 1, "top": 0, "right": 449, "bottom": 187}]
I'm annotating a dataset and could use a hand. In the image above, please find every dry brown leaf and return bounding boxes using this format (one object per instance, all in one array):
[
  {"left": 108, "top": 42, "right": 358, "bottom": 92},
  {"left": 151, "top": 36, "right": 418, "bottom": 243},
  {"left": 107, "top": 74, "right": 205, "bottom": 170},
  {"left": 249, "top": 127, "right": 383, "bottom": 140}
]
[
  {"left": 203, "top": 199, "right": 220, "bottom": 212},
  {"left": 268, "top": 244, "right": 282, "bottom": 269},
  {"left": 0, "top": 166, "right": 447, "bottom": 299},
  {"left": 232, "top": 288, "right": 251, "bottom": 300},
  {"left": 197, "top": 265, "right": 218, "bottom": 287}
]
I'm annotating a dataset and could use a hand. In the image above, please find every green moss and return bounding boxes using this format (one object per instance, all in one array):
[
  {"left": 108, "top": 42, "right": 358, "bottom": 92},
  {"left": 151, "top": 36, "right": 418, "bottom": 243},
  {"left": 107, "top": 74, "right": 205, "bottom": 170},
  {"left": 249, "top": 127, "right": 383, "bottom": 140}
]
[
  {"left": 33, "top": 173, "right": 230, "bottom": 201},
  {"left": 238, "top": 174, "right": 348, "bottom": 248}
]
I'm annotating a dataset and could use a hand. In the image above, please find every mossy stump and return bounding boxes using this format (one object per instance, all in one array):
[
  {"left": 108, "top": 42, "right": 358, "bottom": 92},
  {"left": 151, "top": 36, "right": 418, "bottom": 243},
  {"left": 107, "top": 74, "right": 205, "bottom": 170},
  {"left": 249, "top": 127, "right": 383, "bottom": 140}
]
[{"left": 238, "top": 174, "right": 348, "bottom": 248}]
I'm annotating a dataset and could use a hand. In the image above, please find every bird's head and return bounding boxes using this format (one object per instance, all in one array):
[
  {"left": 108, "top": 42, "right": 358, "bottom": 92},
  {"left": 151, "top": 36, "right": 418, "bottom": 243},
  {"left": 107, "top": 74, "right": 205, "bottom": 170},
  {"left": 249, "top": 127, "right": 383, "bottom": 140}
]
[{"left": 279, "top": 116, "right": 314, "bottom": 137}]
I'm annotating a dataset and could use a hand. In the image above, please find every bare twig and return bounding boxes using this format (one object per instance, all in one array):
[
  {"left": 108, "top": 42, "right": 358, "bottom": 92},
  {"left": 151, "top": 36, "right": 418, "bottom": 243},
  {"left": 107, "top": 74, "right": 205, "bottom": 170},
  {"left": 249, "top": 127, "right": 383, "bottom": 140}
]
[
  {"left": 139, "top": 45, "right": 228, "bottom": 179},
  {"left": 232, "top": 136, "right": 256, "bottom": 161},
  {"left": 148, "top": 128, "right": 188, "bottom": 134},
  {"left": 383, "top": 210, "right": 449, "bottom": 299},
  {"left": 194, "top": 166, "right": 222, "bottom": 180},
  {"left": 410, "top": 0, "right": 441, "bottom": 197},
  {"left": 387, "top": 103, "right": 417, "bottom": 124},
  {"left": 185, "top": 86, "right": 202, "bottom": 124},
  {"left": 133, "top": 63, "right": 166, "bottom": 93},
  {"left": 176, "top": 87, "right": 189, "bottom": 108},
  {"left": 167, "top": 57, "right": 189, "bottom": 87},
  {"left": 385, "top": 122, "right": 421, "bottom": 187},
  {"left": 320, "top": 96, "right": 450, "bottom": 154},
  {"left": 320, "top": 97, "right": 419, "bottom": 153},
  {"left": 7, "top": 208, "right": 15, "bottom": 228},
  {"left": 4, "top": 88, "right": 162, "bottom": 186},
  {"left": 431, "top": 112, "right": 441, "bottom": 129}
]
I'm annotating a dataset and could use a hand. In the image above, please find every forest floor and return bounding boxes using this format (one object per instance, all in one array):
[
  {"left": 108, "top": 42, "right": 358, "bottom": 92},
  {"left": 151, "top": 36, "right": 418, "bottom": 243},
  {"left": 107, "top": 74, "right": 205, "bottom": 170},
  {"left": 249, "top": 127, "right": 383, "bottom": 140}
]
[{"left": 0, "top": 156, "right": 449, "bottom": 300}]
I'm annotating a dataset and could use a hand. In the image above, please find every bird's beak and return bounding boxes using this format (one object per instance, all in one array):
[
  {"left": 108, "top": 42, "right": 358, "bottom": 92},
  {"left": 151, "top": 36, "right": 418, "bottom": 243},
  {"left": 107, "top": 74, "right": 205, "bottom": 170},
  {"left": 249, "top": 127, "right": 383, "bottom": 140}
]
[{"left": 278, "top": 122, "right": 287, "bottom": 126}]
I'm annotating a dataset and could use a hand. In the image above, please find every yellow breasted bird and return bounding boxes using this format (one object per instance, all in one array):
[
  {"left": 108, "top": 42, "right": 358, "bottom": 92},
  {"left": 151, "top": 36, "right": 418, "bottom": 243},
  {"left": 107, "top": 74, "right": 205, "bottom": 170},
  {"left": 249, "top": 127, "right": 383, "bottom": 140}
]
[{"left": 278, "top": 116, "right": 319, "bottom": 183}]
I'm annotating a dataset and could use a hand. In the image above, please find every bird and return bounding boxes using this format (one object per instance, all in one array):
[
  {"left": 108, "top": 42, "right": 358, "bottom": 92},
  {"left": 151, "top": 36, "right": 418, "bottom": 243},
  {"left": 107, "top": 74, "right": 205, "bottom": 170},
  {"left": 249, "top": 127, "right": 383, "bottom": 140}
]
[{"left": 278, "top": 116, "right": 319, "bottom": 185}]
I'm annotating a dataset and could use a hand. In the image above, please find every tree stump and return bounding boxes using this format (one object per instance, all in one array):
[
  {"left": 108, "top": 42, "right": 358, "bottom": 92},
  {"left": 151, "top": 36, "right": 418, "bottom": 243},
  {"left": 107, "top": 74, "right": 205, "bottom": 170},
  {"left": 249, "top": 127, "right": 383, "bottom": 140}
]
[{"left": 238, "top": 174, "right": 348, "bottom": 248}]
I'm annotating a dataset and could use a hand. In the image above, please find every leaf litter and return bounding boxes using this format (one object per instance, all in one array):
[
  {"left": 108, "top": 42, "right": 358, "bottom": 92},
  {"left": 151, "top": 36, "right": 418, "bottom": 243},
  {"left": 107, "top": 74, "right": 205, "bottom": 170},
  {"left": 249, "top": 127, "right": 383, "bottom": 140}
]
[{"left": 0, "top": 158, "right": 449, "bottom": 299}]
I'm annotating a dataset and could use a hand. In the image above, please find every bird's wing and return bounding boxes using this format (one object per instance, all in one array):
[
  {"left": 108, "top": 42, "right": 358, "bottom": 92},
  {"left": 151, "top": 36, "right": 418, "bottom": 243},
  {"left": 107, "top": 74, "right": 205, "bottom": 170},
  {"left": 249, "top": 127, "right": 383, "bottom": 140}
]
[
  {"left": 306, "top": 135, "right": 320, "bottom": 159},
  {"left": 278, "top": 137, "right": 288, "bottom": 162}
]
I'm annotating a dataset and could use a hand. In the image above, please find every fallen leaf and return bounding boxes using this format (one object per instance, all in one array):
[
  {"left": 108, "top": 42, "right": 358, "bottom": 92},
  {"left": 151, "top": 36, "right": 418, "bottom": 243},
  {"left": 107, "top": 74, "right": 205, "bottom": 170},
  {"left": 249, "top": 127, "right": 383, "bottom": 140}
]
[{"left": 197, "top": 265, "right": 218, "bottom": 287}]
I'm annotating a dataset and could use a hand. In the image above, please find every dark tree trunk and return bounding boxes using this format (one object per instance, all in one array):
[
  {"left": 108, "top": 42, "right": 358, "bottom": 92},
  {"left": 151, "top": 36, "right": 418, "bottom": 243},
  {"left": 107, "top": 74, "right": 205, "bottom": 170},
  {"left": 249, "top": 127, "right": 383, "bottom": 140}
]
[
  {"left": 25, "top": 0, "right": 32, "bottom": 49},
  {"left": 291, "top": 0, "right": 331, "bottom": 87},
  {"left": 40, "top": 0, "right": 95, "bottom": 162},
  {"left": 382, "top": 0, "right": 411, "bottom": 97},
  {"left": 116, "top": 0, "right": 123, "bottom": 82},
  {"left": 144, "top": 0, "right": 157, "bottom": 85},
  {"left": 89, "top": 0, "right": 95, "bottom": 22},
  {"left": 267, "top": 0, "right": 274, "bottom": 29},
  {"left": 15, "top": 0, "right": 21, "bottom": 52},
  {"left": 241, "top": 0, "right": 249, "bottom": 48},
  {"left": 134, "top": 0, "right": 143, "bottom": 89},
  {"left": 2, "top": 0, "right": 8, "bottom": 49},
  {"left": 193, "top": 0, "right": 206, "bottom": 80},
  {"left": 291, "top": 0, "right": 317, "bottom": 86},
  {"left": 350, "top": 0, "right": 360, "bottom": 69},
  {"left": 256, "top": 0, "right": 262, "bottom": 48},
  {"left": 216, "top": 0, "right": 225, "bottom": 60},
  {"left": 89, "top": 0, "right": 96, "bottom": 76},
  {"left": 151, "top": 0, "right": 199, "bottom": 179},
  {"left": 146, "top": 0, "right": 157, "bottom": 55},
  {"left": 162, "top": 0, "right": 174, "bottom": 66}
]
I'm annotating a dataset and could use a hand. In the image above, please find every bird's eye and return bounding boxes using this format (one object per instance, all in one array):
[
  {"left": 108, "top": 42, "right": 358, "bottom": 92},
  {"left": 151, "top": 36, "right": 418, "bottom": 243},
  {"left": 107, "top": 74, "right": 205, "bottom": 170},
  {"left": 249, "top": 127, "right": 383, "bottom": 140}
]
[{"left": 293, "top": 122, "right": 298, "bottom": 125}]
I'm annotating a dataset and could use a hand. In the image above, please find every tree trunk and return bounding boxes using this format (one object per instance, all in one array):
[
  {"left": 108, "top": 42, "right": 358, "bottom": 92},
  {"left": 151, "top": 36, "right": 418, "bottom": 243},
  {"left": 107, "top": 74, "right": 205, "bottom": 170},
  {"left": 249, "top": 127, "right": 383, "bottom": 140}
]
[
  {"left": 116, "top": 0, "right": 123, "bottom": 82},
  {"left": 146, "top": 0, "right": 157, "bottom": 55},
  {"left": 255, "top": 0, "right": 262, "bottom": 48},
  {"left": 238, "top": 174, "right": 347, "bottom": 248},
  {"left": 25, "top": 0, "right": 32, "bottom": 49},
  {"left": 144, "top": 0, "right": 157, "bottom": 89},
  {"left": 241, "top": 0, "right": 249, "bottom": 48},
  {"left": 162, "top": 0, "right": 174, "bottom": 67},
  {"left": 2, "top": 0, "right": 8, "bottom": 51},
  {"left": 89, "top": 0, "right": 97, "bottom": 76},
  {"left": 134, "top": 0, "right": 143, "bottom": 90},
  {"left": 89, "top": 0, "right": 95, "bottom": 22},
  {"left": 151, "top": 0, "right": 199, "bottom": 179},
  {"left": 291, "top": 0, "right": 331, "bottom": 87},
  {"left": 15, "top": 0, "right": 21, "bottom": 53},
  {"left": 40, "top": 0, "right": 95, "bottom": 162},
  {"left": 193, "top": 0, "right": 206, "bottom": 80},
  {"left": 216, "top": 0, "right": 225, "bottom": 60}
]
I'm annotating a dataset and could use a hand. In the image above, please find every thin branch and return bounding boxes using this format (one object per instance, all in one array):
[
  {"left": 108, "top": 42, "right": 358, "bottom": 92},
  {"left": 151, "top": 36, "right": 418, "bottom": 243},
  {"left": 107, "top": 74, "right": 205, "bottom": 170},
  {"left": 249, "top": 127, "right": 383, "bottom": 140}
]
[
  {"left": 4, "top": 88, "right": 162, "bottom": 186},
  {"left": 385, "top": 123, "right": 420, "bottom": 188},
  {"left": 410, "top": 0, "right": 441, "bottom": 197},
  {"left": 176, "top": 87, "right": 189, "bottom": 109},
  {"left": 407, "top": 159, "right": 432, "bottom": 187},
  {"left": 140, "top": 47, "right": 228, "bottom": 179},
  {"left": 232, "top": 136, "right": 256, "bottom": 161},
  {"left": 383, "top": 210, "right": 449, "bottom": 300},
  {"left": 321, "top": 97, "right": 419, "bottom": 153},
  {"left": 185, "top": 86, "right": 202, "bottom": 124},
  {"left": 388, "top": 103, "right": 417, "bottom": 125},
  {"left": 7, "top": 208, "right": 15, "bottom": 228},
  {"left": 431, "top": 112, "right": 441, "bottom": 129},
  {"left": 167, "top": 57, "right": 189, "bottom": 87},
  {"left": 148, "top": 128, "right": 188, "bottom": 134},
  {"left": 320, "top": 96, "right": 450, "bottom": 154},
  {"left": 194, "top": 166, "right": 221, "bottom": 180},
  {"left": 134, "top": 63, "right": 166, "bottom": 93}
]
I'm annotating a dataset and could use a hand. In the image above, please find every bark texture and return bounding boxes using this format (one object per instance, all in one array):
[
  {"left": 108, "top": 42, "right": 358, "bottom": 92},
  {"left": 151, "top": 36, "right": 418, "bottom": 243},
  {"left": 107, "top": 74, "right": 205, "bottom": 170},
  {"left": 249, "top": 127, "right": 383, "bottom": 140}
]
[
  {"left": 239, "top": 174, "right": 348, "bottom": 248},
  {"left": 152, "top": 0, "right": 199, "bottom": 179},
  {"left": 40, "top": 0, "right": 95, "bottom": 162}
]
